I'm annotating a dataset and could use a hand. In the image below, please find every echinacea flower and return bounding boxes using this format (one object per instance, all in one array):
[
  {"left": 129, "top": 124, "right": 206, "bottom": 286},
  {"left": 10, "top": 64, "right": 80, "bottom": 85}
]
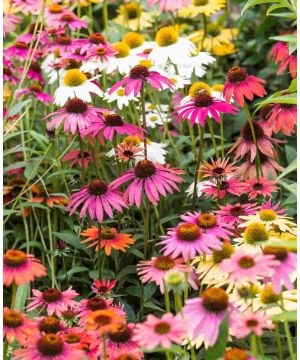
[
  {"left": 137, "top": 255, "right": 198, "bottom": 293},
  {"left": 4, "top": 250, "right": 46, "bottom": 286},
  {"left": 230, "top": 309, "right": 274, "bottom": 338},
  {"left": 81, "top": 226, "right": 135, "bottom": 255},
  {"left": 50, "top": 12, "right": 88, "bottom": 31},
  {"left": 266, "top": 103, "right": 297, "bottom": 136},
  {"left": 18, "top": 84, "right": 54, "bottom": 105},
  {"left": 217, "top": 202, "right": 258, "bottom": 226},
  {"left": 113, "top": 3, "right": 153, "bottom": 31},
  {"left": 106, "top": 323, "right": 139, "bottom": 356},
  {"left": 66, "top": 180, "right": 127, "bottom": 223},
  {"left": 83, "top": 113, "right": 144, "bottom": 141},
  {"left": 26, "top": 287, "right": 79, "bottom": 316},
  {"left": 113, "top": 349, "right": 144, "bottom": 360},
  {"left": 202, "top": 176, "right": 245, "bottom": 199},
  {"left": 3, "top": 14, "right": 22, "bottom": 37},
  {"left": 54, "top": 69, "right": 103, "bottom": 106},
  {"left": 4, "top": 66, "right": 19, "bottom": 84},
  {"left": 19, "top": 61, "right": 45, "bottom": 85},
  {"left": 12, "top": 333, "right": 83, "bottom": 360},
  {"left": 91, "top": 278, "right": 117, "bottom": 296},
  {"left": 220, "top": 250, "right": 279, "bottom": 283},
  {"left": 182, "top": 287, "right": 230, "bottom": 346},
  {"left": 109, "top": 65, "right": 174, "bottom": 97},
  {"left": 85, "top": 309, "right": 125, "bottom": 334},
  {"left": 25, "top": 187, "right": 68, "bottom": 211},
  {"left": 270, "top": 41, "right": 297, "bottom": 78},
  {"left": 105, "top": 41, "right": 140, "bottom": 75},
  {"left": 132, "top": 313, "right": 187, "bottom": 350},
  {"left": 243, "top": 177, "right": 277, "bottom": 200},
  {"left": 111, "top": 160, "right": 184, "bottom": 207},
  {"left": 200, "top": 158, "right": 238, "bottom": 179},
  {"left": 147, "top": 0, "right": 191, "bottom": 12},
  {"left": 62, "top": 327, "right": 97, "bottom": 353},
  {"left": 115, "top": 142, "right": 144, "bottom": 162},
  {"left": 37, "top": 316, "right": 64, "bottom": 334},
  {"left": 263, "top": 246, "right": 296, "bottom": 294},
  {"left": 104, "top": 86, "right": 139, "bottom": 110},
  {"left": 4, "top": 308, "right": 32, "bottom": 344},
  {"left": 78, "top": 297, "right": 116, "bottom": 325},
  {"left": 223, "top": 66, "right": 267, "bottom": 106},
  {"left": 62, "top": 150, "right": 94, "bottom": 170},
  {"left": 159, "top": 222, "right": 222, "bottom": 261},
  {"left": 223, "top": 348, "right": 255, "bottom": 360},
  {"left": 4, "top": 41, "right": 38, "bottom": 61},
  {"left": 178, "top": 0, "right": 226, "bottom": 18}
]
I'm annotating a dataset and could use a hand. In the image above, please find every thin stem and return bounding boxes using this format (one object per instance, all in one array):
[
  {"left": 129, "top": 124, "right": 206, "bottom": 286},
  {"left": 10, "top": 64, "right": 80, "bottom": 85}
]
[
  {"left": 192, "top": 126, "right": 205, "bottom": 211},
  {"left": 165, "top": 350, "right": 172, "bottom": 360},
  {"left": 275, "top": 323, "right": 283, "bottom": 360},
  {"left": 174, "top": 291, "right": 182, "bottom": 313},
  {"left": 61, "top": 255, "right": 69, "bottom": 288},
  {"left": 143, "top": 200, "right": 151, "bottom": 260},
  {"left": 140, "top": 84, "right": 147, "bottom": 159},
  {"left": 220, "top": 115, "right": 225, "bottom": 158},
  {"left": 250, "top": 333, "right": 258, "bottom": 357},
  {"left": 184, "top": 254, "right": 190, "bottom": 301},
  {"left": 47, "top": 210, "right": 56, "bottom": 288},
  {"left": 208, "top": 118, "right": 219, "bottom": 158},
  {"left": 102, "top": 0, "right": 109, "bottom": 40},
  {"left": 102, "top": 334, "right": 107, "bottom": 360},
  {"left": 163, "top": 282, "right": 171, "bottom": 312},
  {"left": 11, "top": 282, "right": 17, "bottom": 309},
  {"left": 98, "top": 223, "right": 102, "bottom": 280},
  {"left": 79, "top": 137, "right": 85, "bottom": 186}
]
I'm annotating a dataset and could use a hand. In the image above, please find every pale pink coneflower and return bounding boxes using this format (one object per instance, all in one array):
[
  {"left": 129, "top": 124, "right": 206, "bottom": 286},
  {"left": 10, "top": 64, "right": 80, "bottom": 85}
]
[
  {"left": 18, "top": 84, "right": 54, "bottom": 105},
  {"left": 243, "top": 177, "right": 277, "bottom": 200},
  {"left": 4, "top": 308, "right": 33, "bottom": 345}
]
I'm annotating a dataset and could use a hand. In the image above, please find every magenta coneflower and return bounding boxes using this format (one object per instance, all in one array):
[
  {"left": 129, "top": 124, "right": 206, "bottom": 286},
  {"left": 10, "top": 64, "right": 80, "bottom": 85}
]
[
  {"left": 159, "top": 222, "right": 222, "bottom": 261},
  {"left": 217, "top": 202, "right": 258, "bottom": 226},
  {"left": 200, "top": 157, "right": 238, "bottom": 179},
  {"left": 4, "top": 66, "right": 19, "bottom": 84},
  {"left": 26, "top": 287, "right": 79, "bottom": 316},
  {"left": 244, "top": 177, "right": 277, "bottom": 200},
  {"left": 18, "top": 84, "right": 54, "bottom": 105},
  {"left": 4, "top": 249, "right": 46, "bottom": 286},
  {"left": 109, "top": 65, "right": 175, "bottom": 97},
  {"left": 19, "top": 61, "right": 45, "bottom": 85},
  {"left": 171, "top": 91, "right": 239, "bottom": 127},
  {"left": 270, "top": 41, "right": 297, "bottom": 78},
  {"left": 180, "top": 211, "right": 234, "bottom": 240},
  {"left": 220, "top": 250, "right": 279, "bottom": 283},
  {"left": 111, "top": 161, "right": 184, "bottom": 207},
  {"left": 261, "top": 199, "right": 286, "bottom": 215},
  {"left": 223, "top": 66, "right": 267, "bottom": 106},
  {"left": 75, "top": 32, "right": 106, "bottom": 53},
  {"left": 91, "top": 278, "right": 117, "bottom": 296},
  {"left": 106, "top": 323, "right": 139, "bottom": 356},
  {"left": 66, "top": 179, "right": 128, "bottom": 223},
  {"left": 85, "top": 42, "right": 118, "bottom": 63},
  {"left": 133, "top": 313, "right": 187, "bottom": 350},
  {"left": 266, "top": 103, "right": 297, "bottom": 136},
  {"left": 229, "top": 120, "right": 283, "bottom": 162},
  {"left": 137, "top": 256, "right": 197, "bottom": 293},
  {"left": 4, "top": 308, "right": 33, "bottom": 344},
  {"left": 12, "top": 333, "right": 83, "bottom": 360},
  {"left": 48, "top": 35, "right": 77, "bottom": 54},
  {"left": 62, "top": 150, "right": 94, "bottom": 170},
  {"left": 182, "top": 287, "right": 230, "bottom": 346},
  {"left": 147, "top": 0, "right": 191, "bottom": 11},
  {"left": 44, "top": 98, "right": 107, "bottom": 136},
  {"left": 230, "top": 309, "right": 274, "bottom": 338},
  {"left": 83, "top": 113, "right": 144, "bottom": 141},
  {"left": 202, "top": 176, "right": 245, "bottom": 199},
  {"left": 4, "top": 41, "right": 39, "bottom": 61},
  {"left": 263, "top": 246, "right": 296, "bottom": 294},
  {"left": 50, "top": 12, "right": 88, "bottom": 31}
]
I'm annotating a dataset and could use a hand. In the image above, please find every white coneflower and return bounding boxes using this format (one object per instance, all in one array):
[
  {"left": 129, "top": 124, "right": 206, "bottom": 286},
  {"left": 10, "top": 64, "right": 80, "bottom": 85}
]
[
  {"left": 104, "top": 87, "right": 138, "bottom": 110},
  {"left": 106, "top": 42, "right": 140, "bottom": 75}
]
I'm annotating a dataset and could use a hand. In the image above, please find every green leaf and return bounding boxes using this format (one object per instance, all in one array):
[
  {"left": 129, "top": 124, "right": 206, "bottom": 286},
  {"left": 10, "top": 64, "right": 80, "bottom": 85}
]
[
  {"left": 18, "top": 202, "right": 49, "bottom": 211},
  {"left": 264, "top": 239, "right": 296, "bottom": 249},
  {"left": 241, "top": 0, "right": 279, "bottom": 14},
  {"left": 7, "top": 100, "right": 31, "bottom": 118},
  {"left": 266, "top": 3, "right": 285, "bottom": 14},
  {"left": 277, "top": 158, "right": 297, "bottom": 179},
  {"left": 256, "top": 93, "right": 297, "bottom": 110},
  {"left": 288, "top": 41, "right": 297, "bottom": 54},
  {"left": 288, "top": 79, "right": 297, "bottom": 93},
  {"left": 24, "top": 158, "right": 41, "bottom": 179},
  {"left": 270, "top": 12, "right": 297, "bottom": 19},
  {"left": 30, "top": 130, "right": 48, "bottom": 150},
  {"left": 277, "top": 180, "right": 297, "bottom": 195},
  {"left": 270, "top": 34, "right": 297, "bottom": 43},
  {"left": 53, "top": 231, "right": 90, "bottom": 255},
  {"left": 13, "top": 284, "right": 29, "bottom": 311},
  {"left": 67, "top": 266, "right": 89, "bottom": 278},
  {"left": 116, "top": 265, "right": 137, "bottom": 281},
  {"left": 272, "top": 310, "right": 296, "bottom": 322},
  {"left": 206, "top": 313, "right": 229, "bottom": 360}
]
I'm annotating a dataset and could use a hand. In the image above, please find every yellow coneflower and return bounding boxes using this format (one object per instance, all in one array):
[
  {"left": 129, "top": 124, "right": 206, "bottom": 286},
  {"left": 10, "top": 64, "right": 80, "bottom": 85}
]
[
  {"left": 113, "top": 3, "right": 153, "bottom": 31},
  {"left": 179, "top": 0, "right": 226, "bottom": 18}
]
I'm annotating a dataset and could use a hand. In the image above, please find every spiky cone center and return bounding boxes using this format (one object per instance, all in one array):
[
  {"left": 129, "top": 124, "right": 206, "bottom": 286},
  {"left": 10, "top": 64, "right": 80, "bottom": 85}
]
[
  {"left": 123, "top": 32, "right": 144, "bottom": 49},
  {"left": 101, "top": 228, "right": 117, "bottom": 240},
  {"left": 104, "top": 114, "right": 124, "bottom": 127},
  {"left": 238, "top": 255, "right": 255, "bottom": 269},
  {"left": 87, "top": 297, "right": 108, "bottom": 311},
  {"left": 230, "top": 205, "right": 244, "bottom": 217},
  {"left": 252, "top": 182, "right": 264, "bottom": 190},
  {"left": 42, "top": 288, "right": 63, "bottom": 302},
  {"left": 193, "top": 92, "right": 214, "bottom": 108},
  {"left": 89, "top": 32, "right": 105, "bottom": 44},
  {"left": 117, "top": 355, "right": 139, "bottom": 360},
  {"left": 223, "top": 348, "right": 249, "bottom": 360},
  {"left": 241, "top": 121, "right": 264, "bottom": 141},
  {"left": 189, "top": 82, "right": 211, "bottom": 98},
  {"left": 197, "top": 213, "right": 217, "bottom": 229},
  {"left": 39, "top": 316, "right": 61, "bottom": 333},
  {"left": 4, "top": 250, "right": 27, "bottom": 268},
  {"left": 129, "top": 65, "right": 149, "bottom": 79},
  {"left": 37, "top": 334, "right": 64, "bottom": 356},
  {"left": 220, "top": 180, "right": 229, "bottom": 190},
  {"left": 56, "top": 36, "right": 72, "bottom": 45},
  {"left": 244, "top": 222, "right": 269, "bottom": 244},
  {"left": 96, "top": 47, "right": 107, "bottom": 56},
  {"left": 134, "top": 160, "right": 156, "bottom": 178},
  {"left": 65, "top": 98, "right": 88, "bottom": 114},
  {"left": 114, "top": 42, "right": 130, "bottom": 58},
  {"left": 29, "top": 84, "right": 42, "bottom": 93},
  {"left": 207, "top": 24, "right": 221, "bottom": 37},
  {"left": 64, "top": 59, "right": 82, "bottom": 70},
  {"left": 177, "top": 223, "right": 201, "bottom": 242},
  {"left": 263, "top": 246, "right": 288, "bottom": 262},
  {"left": 154, "top": 322, "right": 171, "bottom": 334},
  {"left": 154, "top": 256, "right": 175, "bottom": 270},
  {"left": 63, "top": 69, "right": 87, "bottom": 87},
  {"left": 16, "top": 41, "right": 29, "bottom": 49},
  {"left": 109, "top": 324, "right": 132, "bottom": 343},
  {"left": 4, "top": 67, "right": 12, "bottom": 76},
  {"left": 237, "top": 286, "right": 251, "bottom": 299},
  {"left": 259, "top": 209, "right": 277, "bottom": 221},
  {"left": 94, "top": 314, "right": 112, "bottom": 326},
  {"left": 122, "top": 150, "right": 134, "bottom": 158},
  {"left": 116, "top": 88, "right": 125, "bottom": 96},
  {"left": 124, "top": 135, "right": 141, "bottom": 146},
  {"left": 212, "top": 243, "right": 235, "bottom": 264},
  {"left": 194, "top": 0, "right": 209, "bottom": 4},
  {"left": 202, "top": 287, "right": 229, "bottom": 312},
  {"left": 87, "top": 180, "right": 108, "bottom": 196},
  {"left": 65, "top": 334, "right": 81, "bottom": 344},
  {"left": 61, "top": 309, "right": 77, "bottom": 320},
  {"left": 124, "top": 3, "right": 140, "bottom": 19},
  {"left": 227, "top": 66, "right": 248, "bottom": 83},
  {"left": 246, "top": 319, "right": 259, "bottom": 327},
  {"left": 260, "top": 285, "right": 280, "bottom": 304},
  {"left": 4, "top": 310, "right": 23, "bottom": 328},
  {"left": 156, "top": 27, "right": 179, "bottom": 47},
  {"left": 29, "top": 61, "right": 41, "bottom": 72},
  {"left": 49, "top": 4, "right": 63, "bottom": 13},
  {"left": 60, "top": 14, "right": 74, "bottom": 22}
]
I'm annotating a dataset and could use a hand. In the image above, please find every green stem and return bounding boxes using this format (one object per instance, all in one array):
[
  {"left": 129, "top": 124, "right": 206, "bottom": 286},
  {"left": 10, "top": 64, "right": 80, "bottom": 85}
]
[
  {"left": 79, "top": 137, "right": 85, "bottom": 186},
  {"left": 208, "top": 118, "right": 219, "bottom": 158},
  {"left": 163, "top": 282, "right": 171, "bottom": 312},
  {"left": 201, "top": 13, "right": 207, "bottom": 51},
  {"left": 102, "top": 334, "right": 107, "bottom": 360},
  {"left": 102, "top": 0, "right": 109, "bottom": 40},
  {"left": 61, "top": 255, "right": 69, "bottom": 288},
  {"left": 165, "top": 350, "right": 172, "bottom": 360},
  {"left": 140, "top": 84, "right": 147, "bottom": 159},
  {"left": 275, "top": 323, "right": 283, "bottom": 360},
  {"left": 220, "top": 115, "right": 225, "bottom": 158},
  {"left": 250, "top": 333, "right": 258, "bottom": 357},
  {"left": 98, "top": 223, "right": 102, "bottom": 280},
  {"left": 11, "top": 282, "right": 17, "bottom": 309},
  {"left": 143, "top": 200, "right": 151, "bottom": 260},
  {"left": 154, "top": 205, "right": 165, "bottom": 235},
  {"left": 192, "top": 126, "right": 205, "bottom": 211},
  {"left": 174, "top": 291, "right": 182, "bottom": 313},
  {"left": 184, "top": 254, "right": 190, "bottom": 301},
  {"left": 3, "top": 339, "right": 9, "bottom": 360},
  {"left": 47, "top": 210, "right": 55, "bottom": 288}
]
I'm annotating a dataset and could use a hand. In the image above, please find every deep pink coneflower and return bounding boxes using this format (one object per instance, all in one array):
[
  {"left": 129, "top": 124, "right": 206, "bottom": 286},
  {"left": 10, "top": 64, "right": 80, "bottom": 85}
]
[
  {"left": 243, "top": 177, "right": 277, "bottom": 200},
  {"left": 62, "top": 150, "right": 94, "bottom": 170},
  {"left": 216, "top": 202, "right": 258, "bottom": 226},
  {"left": 18, "top": 84, "right": 53, "bottom": 105},
  {"left": 270, "top": 41, "right": 297, "bottom": 78},
  {"left": 266, "top": 103, "right": 297, "bottom": 136}
]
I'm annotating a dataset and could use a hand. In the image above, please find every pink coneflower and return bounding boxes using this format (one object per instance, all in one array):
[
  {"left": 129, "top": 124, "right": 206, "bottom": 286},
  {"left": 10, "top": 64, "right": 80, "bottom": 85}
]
[
  {"left": 260, "top": 199, "right": 286, "bottom": 215},
  {"left": 11, "top": 0, "right": 42, "bottom": 14},
  {"left": 3, "top": 14, "right": 22, "bottom": 37},
  {"left": 44, "top": 98, "right": 106, "bottom": 136},
  {"left": 91, "top": 278, "right": 117, "bottom": 296},
  {"left": 270, "top": 41, "right": 297, "bottom": 78},
  {"left": 263, "top": 246, "right": 296, "bottom": 294},
  {"left": 217, "top": 202, "right": 258, "bottom": 226},
  {"left": 36, "top": 315, "right": 64, "bottom": 334},
  {"left": 200, "top": 158, "right": 238, "bottom": 179},
  {"left": 133, "top": 313, "right": 187, "bottom": 350},
  {"left": 229, "top": 120, "right": 283, "bottom": 162},
  {"left": 62, "top": 326, "right": 97, "bottom": 352},
  {"left": 4, "top": 41, "right": 39, "bottom": 61},
  {"left": 244, "top": 177, "right": 277, "bottom": 200},
  {"left": 223, "top": 348, "right": 255, "bottom": 360},
  {"left": 182, "top": 287, "right": 230, "bottom": 346},
  {"left": 113, "top": 348, "right": 144, "bottom": 360},
  {"left": 202, "top": 176, "right": 245, "bottom": 199},
  {"left": 18, "top": 84, "right": 54, "bottom": 105},
  {"left": 26, "top": 287, "right": 79, "bottom": 316},
  {"left": 4, "top": 308, "right": 33, "bottom": 344},
  {"left": 78, "top": 296, "right": 119, "bottom": 325},
  {"left": 106, "top": 323, "right": 139, "bottom": 356},
  {"left": 19, "top": 61, "right": 45, "bottom": 85},
  {"left": 230, "top": 309, "right": 274, "bottom": 338},
  {"left": 108, "top": 65, "right": 175, "bottom": 97},
  {"left": 12, "top": 333, "right": 83, "bottom": 360},
  {"left": 62, "top": 150, "right": 94, "bottom": 170},
  {"left": 147, "top": 0, "right": 191, "bottom": 12},
  {"left": 4, "top": 249, "right": 46, "bottom": 286},
  {"left": 220, "top": 250, "right": 279, "bottom": 283},
  {"left": 111, "top": 161, "right": 184, "bottom": 207},
  {"left": 50, "top": 12, "right": 88, "bottom": 31},
  {"left": 266, "top": 103, "right": 297, "bottom": 136},
  {"left": 83, "top": 113, "right": 144, "bottom": 141},
  {"left": 76, "top": 32, "right": 106, "bottom": 54},
  {"left": 223, "top": 66, "right": 267, "bottom": 106},
  {"left": 66, "top": 179, "right": 127, "bottom": 223},
  {"left": 4, "top": 66, "right": 19, "bottom": 84},
  {"left": 180, "top": 211, "right": 234, "bottom": 240},
  {"left": 137, "top": 256, "right": 198, "bottom": 293},
  {"left": 159, "top": 222, "right": 222, "bottom": 261},
  {"left": 171, "top": 92, "right": 239, "bottom": 127},
  {"left": 115, "top": 142, "right": 144, "bottom": 162},
  {"left": 85, "top": 42, "right": 118, "bottom": 63},
  {"left": 48, "top": 35, "right": 77, "bottom": 54}
]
